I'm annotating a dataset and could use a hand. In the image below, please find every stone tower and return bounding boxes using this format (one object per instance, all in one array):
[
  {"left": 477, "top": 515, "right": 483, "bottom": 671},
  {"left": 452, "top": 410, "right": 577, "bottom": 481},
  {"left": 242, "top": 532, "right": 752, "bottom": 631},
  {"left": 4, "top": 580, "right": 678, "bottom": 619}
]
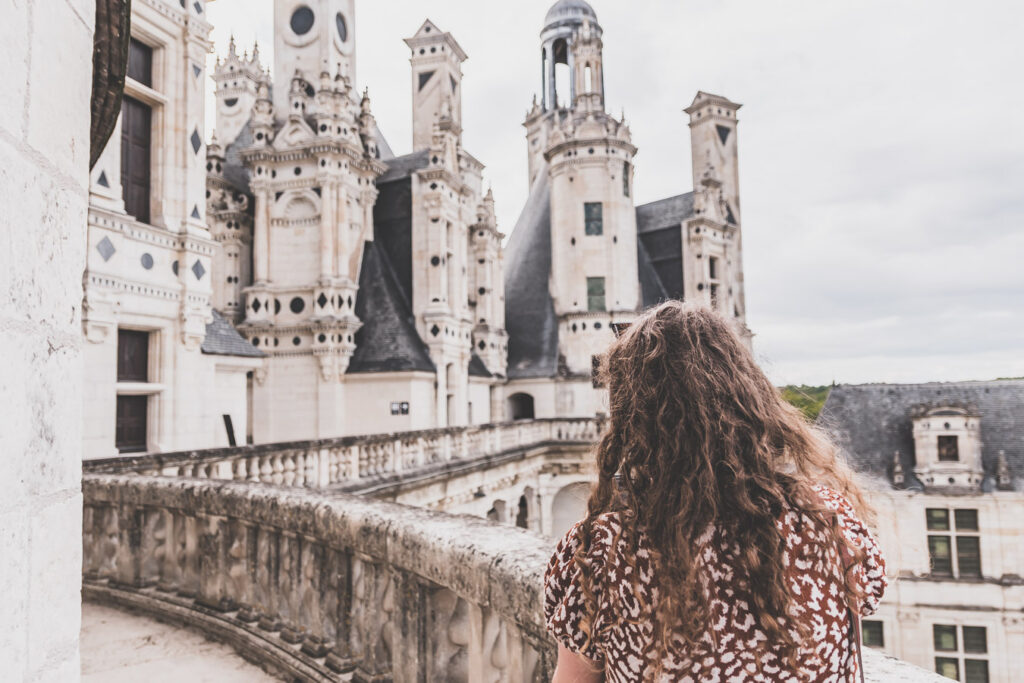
[
  {"left": 524, "top": 0, "right": 639, "bottom": 377},
  {"left": 273, "top": 0, "right": 357, "bottom": 119},
  {"left": 212, "top": 37, "right": 264, "bottom": 145},
  {"left": 238, "top": 2, "right": 386, "bottom": 441},
  {"left": 684, "top": 91, "right": 750, "bottom": 337},
  {"left": 404, "top": 19, "right": 466, "bottom": 152}
]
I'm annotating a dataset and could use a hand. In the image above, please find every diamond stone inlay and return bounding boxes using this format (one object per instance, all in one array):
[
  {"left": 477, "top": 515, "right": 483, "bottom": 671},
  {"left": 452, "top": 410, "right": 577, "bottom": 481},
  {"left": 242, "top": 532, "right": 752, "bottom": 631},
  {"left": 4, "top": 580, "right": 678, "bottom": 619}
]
[
  {"left": 192, "top": 259, "right": 206, "bottom": 280},
  {"left": 190, "top": 128, "right": 202, "bottom": 154},
  {"left": 252, "top": 298, "right": 261, "bottom": 312},
  {"left": 96, "top": 236, "right": 115, "bottom": 261},
  {"left": 317, "top": 293, "right": 328, "bottom": 308},
  {"left": 430, "top": 324, "right": 440, "bottom": 337}
]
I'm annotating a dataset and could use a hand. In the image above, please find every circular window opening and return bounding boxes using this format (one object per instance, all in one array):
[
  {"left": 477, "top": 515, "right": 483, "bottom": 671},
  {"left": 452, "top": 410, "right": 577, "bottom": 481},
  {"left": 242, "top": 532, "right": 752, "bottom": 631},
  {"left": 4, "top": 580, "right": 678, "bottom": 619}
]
[
  {"left": 224, "top": 97, "right": 238, "bottom": 107},
  {"left": 336, "top": 12, "right": 347, "bottom": 42},
  {"left": 290, "top": 297, "right": 305, "bottom": 314},
  {"left": 290, "top": 6, "right": 315, "bottom": 35}
]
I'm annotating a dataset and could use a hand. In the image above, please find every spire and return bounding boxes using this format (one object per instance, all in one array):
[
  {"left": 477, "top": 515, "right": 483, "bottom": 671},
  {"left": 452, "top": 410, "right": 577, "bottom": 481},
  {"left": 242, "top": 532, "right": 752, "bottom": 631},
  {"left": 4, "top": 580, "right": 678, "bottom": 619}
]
[{"left": 228, "top": 34, "right": 237, "bottom": 58}]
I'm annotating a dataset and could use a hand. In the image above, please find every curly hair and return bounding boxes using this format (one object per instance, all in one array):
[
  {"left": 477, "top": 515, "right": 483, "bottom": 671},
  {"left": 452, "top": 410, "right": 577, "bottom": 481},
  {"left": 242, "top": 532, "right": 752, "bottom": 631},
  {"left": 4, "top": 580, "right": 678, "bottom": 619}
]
[{"left": 572, "top": 301, "right": 871, "bottom": 678}]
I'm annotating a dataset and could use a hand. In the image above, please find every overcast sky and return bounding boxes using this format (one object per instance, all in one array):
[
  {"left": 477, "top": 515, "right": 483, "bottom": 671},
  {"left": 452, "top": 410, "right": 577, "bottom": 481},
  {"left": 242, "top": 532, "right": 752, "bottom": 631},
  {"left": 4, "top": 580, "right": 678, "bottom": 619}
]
[{"left": 204, "top": 0, "right": 1024, "bottom": 386}]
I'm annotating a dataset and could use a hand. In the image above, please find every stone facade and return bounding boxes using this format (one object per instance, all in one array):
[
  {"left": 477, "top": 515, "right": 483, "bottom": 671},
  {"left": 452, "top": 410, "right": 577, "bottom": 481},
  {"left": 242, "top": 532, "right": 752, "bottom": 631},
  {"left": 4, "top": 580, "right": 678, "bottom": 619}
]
[
  {"left": 203, "top": 3, "right": 509, "bottom": 444},
  {"left": 823, "top": 380, "right": 1024, "bottom": 683},
  {"left": 0, "top": 0, "right": 95, "bottom": 679},
  {"left": 83, "top": 0, "right": 263, "bottom": 460},
  {"left": 503, "top": 0, "right": 752, "bottom": 421}
]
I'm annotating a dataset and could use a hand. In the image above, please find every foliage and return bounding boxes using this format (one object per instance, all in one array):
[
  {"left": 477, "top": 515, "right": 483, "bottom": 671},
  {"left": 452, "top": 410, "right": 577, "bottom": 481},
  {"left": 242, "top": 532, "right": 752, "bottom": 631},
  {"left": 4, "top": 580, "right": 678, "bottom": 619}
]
[{"left": 779, "top": 385, "right": 832, "bottom": 421}]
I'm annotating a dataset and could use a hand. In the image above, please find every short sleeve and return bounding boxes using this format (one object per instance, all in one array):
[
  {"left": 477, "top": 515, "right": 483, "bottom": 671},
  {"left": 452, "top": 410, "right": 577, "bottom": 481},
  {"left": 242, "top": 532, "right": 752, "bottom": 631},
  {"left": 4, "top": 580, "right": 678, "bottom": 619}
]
[
  {"left": 815, "top": 486, "right": 888, "bottom": 616},
  {"left": 544, "top": 521, "right": 603, "bottom": 660}
]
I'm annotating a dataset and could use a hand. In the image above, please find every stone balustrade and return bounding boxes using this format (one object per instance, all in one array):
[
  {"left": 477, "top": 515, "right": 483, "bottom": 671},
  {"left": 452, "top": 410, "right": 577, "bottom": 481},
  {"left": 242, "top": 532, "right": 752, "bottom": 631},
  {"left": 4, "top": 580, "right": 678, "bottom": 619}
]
[
  {"left": 82, "top": 472, "right": 945, "bottom": 682},
  {"left": 84, "top": 418, "right": 604, "bottom": 490}
]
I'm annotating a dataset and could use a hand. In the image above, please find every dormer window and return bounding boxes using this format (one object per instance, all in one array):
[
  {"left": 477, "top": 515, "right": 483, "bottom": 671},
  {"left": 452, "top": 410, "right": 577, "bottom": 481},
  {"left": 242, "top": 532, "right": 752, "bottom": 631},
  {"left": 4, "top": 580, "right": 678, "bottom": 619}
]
[{"left": 911, "top": 405, "right": 982, "bottom": 493}]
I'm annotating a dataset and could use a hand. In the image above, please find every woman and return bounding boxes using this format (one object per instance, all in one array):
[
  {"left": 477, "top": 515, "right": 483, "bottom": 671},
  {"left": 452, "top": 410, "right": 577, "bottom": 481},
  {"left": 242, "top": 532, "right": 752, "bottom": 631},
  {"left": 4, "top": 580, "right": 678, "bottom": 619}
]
[{"left": 544, "top": 302, "right": 886, "bottom": 682}]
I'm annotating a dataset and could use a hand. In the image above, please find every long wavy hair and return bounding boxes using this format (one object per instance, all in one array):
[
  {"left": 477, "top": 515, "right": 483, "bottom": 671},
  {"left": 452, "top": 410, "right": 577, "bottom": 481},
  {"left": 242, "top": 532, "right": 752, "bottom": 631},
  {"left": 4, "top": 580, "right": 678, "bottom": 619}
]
[{"left": 573, "top": 301, "right": 871, "bottom": 678}]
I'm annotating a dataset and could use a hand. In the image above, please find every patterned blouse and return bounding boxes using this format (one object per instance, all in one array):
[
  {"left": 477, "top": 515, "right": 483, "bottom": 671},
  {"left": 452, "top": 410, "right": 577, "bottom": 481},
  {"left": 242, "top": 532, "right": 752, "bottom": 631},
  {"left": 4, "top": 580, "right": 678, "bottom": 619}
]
[{"left": 544, "top": 486, "right": 887, "bottom": 682}]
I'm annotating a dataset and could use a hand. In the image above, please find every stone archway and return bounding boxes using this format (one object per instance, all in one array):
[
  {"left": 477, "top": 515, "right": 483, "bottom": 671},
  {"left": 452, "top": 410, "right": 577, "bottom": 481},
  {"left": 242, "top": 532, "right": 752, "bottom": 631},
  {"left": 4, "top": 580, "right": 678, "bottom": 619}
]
[
  {"left": 550, "top": 481, "right": 591, "bottom": 538},
  {"left": 507, "top": 393, "right": 535, "bottom": 420}
]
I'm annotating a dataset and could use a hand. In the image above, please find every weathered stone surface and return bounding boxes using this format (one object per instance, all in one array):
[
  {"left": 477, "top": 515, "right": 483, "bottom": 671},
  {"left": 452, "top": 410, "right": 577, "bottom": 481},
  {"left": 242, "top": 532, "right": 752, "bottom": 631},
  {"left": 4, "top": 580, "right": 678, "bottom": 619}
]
[{"left": 83, "top": 474, "right": 943, "bottom": 682}]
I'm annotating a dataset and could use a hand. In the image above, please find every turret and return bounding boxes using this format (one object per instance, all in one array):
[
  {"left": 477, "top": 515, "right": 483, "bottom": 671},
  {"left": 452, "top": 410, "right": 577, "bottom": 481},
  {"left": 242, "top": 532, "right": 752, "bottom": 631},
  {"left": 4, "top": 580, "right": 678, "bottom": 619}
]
[
  {"left": 404, "top": 20, "right": 467, "bottom": 151},
  {"left": 212, "top": 36, "right": 264, "bottom": 145}
]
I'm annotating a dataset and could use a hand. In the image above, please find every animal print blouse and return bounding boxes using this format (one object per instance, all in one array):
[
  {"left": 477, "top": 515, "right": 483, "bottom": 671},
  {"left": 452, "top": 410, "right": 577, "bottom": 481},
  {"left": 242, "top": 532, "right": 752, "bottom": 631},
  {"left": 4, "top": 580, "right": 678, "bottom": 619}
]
[{"left": 544, "top": 486, "right": 887, "bottom": 682}]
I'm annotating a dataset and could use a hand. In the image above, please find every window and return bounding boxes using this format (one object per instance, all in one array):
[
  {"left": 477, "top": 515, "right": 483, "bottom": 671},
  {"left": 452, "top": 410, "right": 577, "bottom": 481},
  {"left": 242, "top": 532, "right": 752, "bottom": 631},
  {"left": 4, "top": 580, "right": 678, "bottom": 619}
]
[
  {"left": 927, "top": 508, "right": 981, "bottom": 578},
  {"left": 591, "top": 354, "right": 603, "bottom": 388},
  {"left": 862, "top": 620, "right": 884, "bottom": 648},
  {"left": 127, "top": 38, "right": 152, "bottom": 87},
  {"left": 934, "top": 625, "right": 989, "bottom": 682},
  {"left": 116, "top": 329, "right": 154, "bottom": 453},
  {"left": 390, "top": 402, "right": 410, "bottom": 416},
  {"left": 709, "top": 256, "right": 719, "bottom": 280},
  {"left": 623, "top": 161, "right": 630, "bottom": 197},
  {"left": 587, "top": 277, "right": 606, "bottom": 312},
  {"left": 121, "top": 96, "right": 152, "bottom": 223},
  {"left": 938, "top": 435, "right": 960, "bottom": 461},
  {"left": 584, "top": 202, "right": 603, "bottom": 235},
  {"left": 117, "top": 329, "right": 149, "bottom": 382}
]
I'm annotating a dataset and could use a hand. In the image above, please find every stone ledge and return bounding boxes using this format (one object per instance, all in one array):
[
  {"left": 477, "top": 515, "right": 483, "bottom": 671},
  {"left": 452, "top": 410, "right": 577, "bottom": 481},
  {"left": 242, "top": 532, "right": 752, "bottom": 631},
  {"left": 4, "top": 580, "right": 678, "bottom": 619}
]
[{"left": 83, "top": 473, "right": 946, "bottom": 682}]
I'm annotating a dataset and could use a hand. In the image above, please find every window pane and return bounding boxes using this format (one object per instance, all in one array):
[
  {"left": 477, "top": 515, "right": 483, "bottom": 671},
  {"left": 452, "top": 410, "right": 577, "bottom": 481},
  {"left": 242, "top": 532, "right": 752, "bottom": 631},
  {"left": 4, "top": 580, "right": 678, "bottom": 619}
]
[
  {"left": 584, "top": 202, "right": 603, "bottom": 235},
  {"left": 127, "top": 38, "right": 153, "bottom": 87},
  {"left": 962, "top": 626, "right": 987, "bottom": 654},
  {"left": 622, "top": 161, "right": 630, "bottom": 197},
  {"left": 862, "top": 620, "right": 884, "bottom": 648},
  {"left": 587, "top": 277, "right": 605, "bottom": 312},
  {"left": 955, "top": 509, "right": 979, "bottom": 531},
  {"left": 929, "top": 536, "right": 953, "bottom": 576},
  {"left": 964, "top": 659, "right": 989, "bottom": 683},
  {"left": 957, "top": 537, "right": 982, "bottom": 578},
  {"left": 115, "top": 395, "right": 147, "bottom": 453},
  {"left": 934, "top": 624, "right": 958, "bottom": 652},
  {"left": 927, "top": 508, "right": 951, "bottom": 531},
  {"left": 117, "top": 329, "right": 149, "bottom": 382},
  {"left": 935, "top": 658, "right": 959, "bottom": 681},
  {"left": 938, "top": 435, "right": 960, "bottom": 461}
]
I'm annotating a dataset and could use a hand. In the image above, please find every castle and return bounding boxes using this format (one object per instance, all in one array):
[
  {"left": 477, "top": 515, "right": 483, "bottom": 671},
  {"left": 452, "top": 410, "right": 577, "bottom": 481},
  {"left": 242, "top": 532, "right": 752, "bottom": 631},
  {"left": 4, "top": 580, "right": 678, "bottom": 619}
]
[{"left": 81, "top": 0, "right": 751, "bottom": 458}]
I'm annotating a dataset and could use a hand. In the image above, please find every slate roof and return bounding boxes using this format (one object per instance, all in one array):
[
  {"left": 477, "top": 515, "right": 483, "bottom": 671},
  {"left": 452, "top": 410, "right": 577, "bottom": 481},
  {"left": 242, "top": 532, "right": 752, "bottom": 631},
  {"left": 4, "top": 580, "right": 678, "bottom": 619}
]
[
  {"left": 635, "top": 192, "right": 695, "bottom": 235},
  {"left": 504, "top": 174, "right": 696, "bottom": 378},
  {"left": 221, "top": 120, "right": 254, "bottom": 194},
  {"left": 504, "top": 170, "right": 559, "bottom": 379},
  {"left": 819, "top": 380, "right": 1024, "bottom": 491},
  {"left": 201, "top": 309, "right": 265, "bottom": 358},
  {"left": 468, "top": 352, "right": 493, "bottom": 378},
  {"left": 376, "top": 149, "right": 429, "bottom": 184},
  {"left": 348, "top": 240, "right": 436, "bottom": 374}
]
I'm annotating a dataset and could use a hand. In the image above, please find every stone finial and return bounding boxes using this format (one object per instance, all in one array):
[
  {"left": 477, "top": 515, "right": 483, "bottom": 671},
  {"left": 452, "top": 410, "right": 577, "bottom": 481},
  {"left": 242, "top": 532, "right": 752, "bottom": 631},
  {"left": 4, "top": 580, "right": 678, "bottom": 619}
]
[
  {"left": 892, "top": 450, "right": 905, "bottom": 487},
  {"left": 997, "top": 450, "right": 1012, "bottom": 490},
  {"left": 228, "top": 34, "right": 237, "bottom": 58},
  {"left": 251, "top": 41, "right": 260, "bottom": 65}
]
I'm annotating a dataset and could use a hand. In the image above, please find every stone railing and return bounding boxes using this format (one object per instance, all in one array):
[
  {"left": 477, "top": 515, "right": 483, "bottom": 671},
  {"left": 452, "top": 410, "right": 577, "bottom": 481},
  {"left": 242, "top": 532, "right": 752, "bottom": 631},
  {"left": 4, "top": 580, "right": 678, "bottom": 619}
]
[
  {"left": 82, "top": 473, "right": 944, "bottom": 683},
  {"left": 84, "top": 418, "right": 603, "bottom": 489}
]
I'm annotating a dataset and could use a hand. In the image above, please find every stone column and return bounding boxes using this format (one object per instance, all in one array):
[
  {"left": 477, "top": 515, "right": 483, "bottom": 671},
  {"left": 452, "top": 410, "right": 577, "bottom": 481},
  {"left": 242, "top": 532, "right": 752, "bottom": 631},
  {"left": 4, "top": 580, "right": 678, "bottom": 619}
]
[{"left": 0, "top": 1, "right": 93, "bottom": 679}]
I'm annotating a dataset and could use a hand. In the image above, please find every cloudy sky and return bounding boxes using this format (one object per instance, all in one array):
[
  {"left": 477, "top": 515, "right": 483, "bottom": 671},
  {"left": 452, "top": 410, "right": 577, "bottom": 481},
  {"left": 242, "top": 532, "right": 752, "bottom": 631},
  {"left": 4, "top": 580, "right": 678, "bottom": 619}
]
[{"left": 204, "top": 0, "right": 1024, "bottom": 386}]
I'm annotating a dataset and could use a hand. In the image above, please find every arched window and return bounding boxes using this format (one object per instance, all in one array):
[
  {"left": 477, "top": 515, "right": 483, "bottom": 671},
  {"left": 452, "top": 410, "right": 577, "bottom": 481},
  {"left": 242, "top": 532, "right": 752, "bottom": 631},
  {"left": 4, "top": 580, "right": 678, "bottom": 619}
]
[
  {"left": 552, "top": 39, "right": 570, "bottom": 108},
  {"left": 584, "top": 63, "right": 593, "bottom": 93},
  {"left": 507, "top": 393, "right": 535, "bottom": 420}
]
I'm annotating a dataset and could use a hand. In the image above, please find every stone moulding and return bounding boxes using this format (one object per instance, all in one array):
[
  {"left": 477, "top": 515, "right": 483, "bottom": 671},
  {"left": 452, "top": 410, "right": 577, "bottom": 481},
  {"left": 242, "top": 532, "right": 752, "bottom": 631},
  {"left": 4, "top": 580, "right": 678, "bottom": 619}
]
[{"left": 82, "top": 473, "right": 556, "bottom": 682}]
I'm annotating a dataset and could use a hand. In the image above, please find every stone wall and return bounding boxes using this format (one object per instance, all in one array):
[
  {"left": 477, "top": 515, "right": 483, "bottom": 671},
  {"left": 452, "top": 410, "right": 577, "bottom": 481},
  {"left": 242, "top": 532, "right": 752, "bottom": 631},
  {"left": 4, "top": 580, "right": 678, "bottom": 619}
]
[
  {"left": 82, "top": 473, "right": 945, "bottom": 682},
  {"left": 0, "top": 0, "right": 94, "bottom": 680}
]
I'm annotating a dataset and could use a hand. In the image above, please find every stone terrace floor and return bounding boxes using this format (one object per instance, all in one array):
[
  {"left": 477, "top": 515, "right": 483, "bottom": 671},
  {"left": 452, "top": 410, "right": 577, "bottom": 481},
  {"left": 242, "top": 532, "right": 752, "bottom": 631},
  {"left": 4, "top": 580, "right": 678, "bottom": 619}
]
[{"left": 81, "top": 602, "right": 280, "bottom": 682}]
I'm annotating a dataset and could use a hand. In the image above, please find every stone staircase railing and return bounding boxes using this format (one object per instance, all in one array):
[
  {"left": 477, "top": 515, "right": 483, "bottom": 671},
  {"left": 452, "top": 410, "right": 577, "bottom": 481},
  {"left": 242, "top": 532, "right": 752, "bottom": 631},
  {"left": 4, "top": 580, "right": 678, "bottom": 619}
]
[
  {"left": 82, "top": 473, "right": 946, "bottom": 682},
  {"left": 83, "top": 418, "right": 604, "bottom": 489}
]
